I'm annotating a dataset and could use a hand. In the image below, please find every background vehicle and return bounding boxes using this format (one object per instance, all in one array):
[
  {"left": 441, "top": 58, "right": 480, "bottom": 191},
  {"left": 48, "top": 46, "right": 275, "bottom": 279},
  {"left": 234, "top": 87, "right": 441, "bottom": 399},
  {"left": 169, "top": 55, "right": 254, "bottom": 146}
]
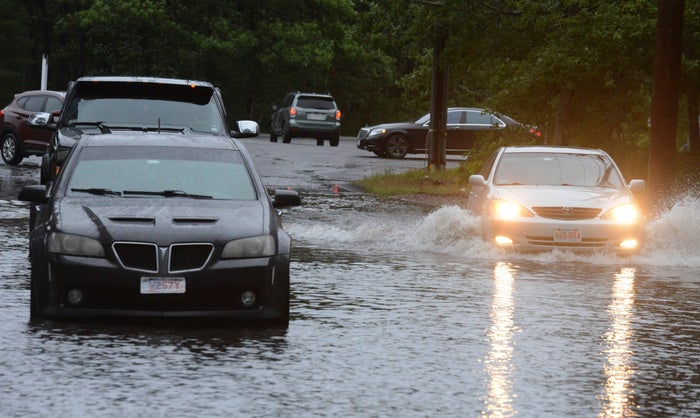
[
  {"left": 0, "top": 90, "right": 65, "bottom": 165},
  {"left": 18, "top": 134, "right": 301, "bottom": 324},
  {"left": 356, "top": 107, "right": 539, "bottom": 159},
  {"left": 270, "top": 92, "right": 341, "bottom": 146},
  {"left": 467, "top": 146, "right": 646, "bottom": 254},
  {"left": 29, "top": 76, "right": 258, "bottom": 184}
]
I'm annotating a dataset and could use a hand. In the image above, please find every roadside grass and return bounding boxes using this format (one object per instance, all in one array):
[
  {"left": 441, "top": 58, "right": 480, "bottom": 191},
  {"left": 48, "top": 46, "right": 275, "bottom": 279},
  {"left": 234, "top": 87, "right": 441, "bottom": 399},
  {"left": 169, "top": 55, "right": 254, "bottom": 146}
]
[{"left": 354, "top": 167, "right": 471, "bottom": 196}]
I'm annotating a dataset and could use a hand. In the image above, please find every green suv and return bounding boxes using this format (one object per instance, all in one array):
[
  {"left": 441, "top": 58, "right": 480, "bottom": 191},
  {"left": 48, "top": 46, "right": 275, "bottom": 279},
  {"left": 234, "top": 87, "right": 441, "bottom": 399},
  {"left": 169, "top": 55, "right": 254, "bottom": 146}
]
[{"left": 270, "top": 92, "right": 341, "bottom": 146}]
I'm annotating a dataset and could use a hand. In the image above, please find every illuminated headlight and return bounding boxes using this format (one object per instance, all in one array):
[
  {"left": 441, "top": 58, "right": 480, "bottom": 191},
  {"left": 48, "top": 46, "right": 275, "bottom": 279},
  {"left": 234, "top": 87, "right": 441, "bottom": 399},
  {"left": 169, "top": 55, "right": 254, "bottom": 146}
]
[
  {"left": 491, "top": 200, "right": 534, "bottom": 219},
  {"left": 602, "top": 204, "right": 639, "bottom": 224},
  {"left": 47, "top": 232, "right": 105, "bottom": 257},
  {"left": 368, "top": 128, "right": 386, "bottom": 137},
  {"left": 221, "top": 235, "right": 276, "bottom": 259}
]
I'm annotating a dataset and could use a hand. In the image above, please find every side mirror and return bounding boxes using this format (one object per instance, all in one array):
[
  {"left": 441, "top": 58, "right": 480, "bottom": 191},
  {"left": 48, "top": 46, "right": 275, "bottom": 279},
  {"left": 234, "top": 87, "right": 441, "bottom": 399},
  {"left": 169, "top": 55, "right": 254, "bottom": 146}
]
[
  {"left": 629, "top": 179, "right": 646, "bottom": 193},
  {"left": 18, "top": 184, "right": 49, "bottom": 204},
  {"left": 231, "top": 120, "right": 259, "bottom": 138},
  {"left": 273, "top": 189, "right": 301, "bottom": 208},
  {"left": 29, "top": 112, "right": 57, "bottom": 130},
  {"left": 469, "top": 174, "right": 487, "bottom": 187}
]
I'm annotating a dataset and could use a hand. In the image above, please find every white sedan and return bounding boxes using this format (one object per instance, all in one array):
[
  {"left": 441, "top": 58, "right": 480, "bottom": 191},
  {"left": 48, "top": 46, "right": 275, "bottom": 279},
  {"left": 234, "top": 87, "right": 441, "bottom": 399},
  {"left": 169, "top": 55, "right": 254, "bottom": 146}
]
[{"left": 467, "top": 146, "right": 646, "bottom": 254}]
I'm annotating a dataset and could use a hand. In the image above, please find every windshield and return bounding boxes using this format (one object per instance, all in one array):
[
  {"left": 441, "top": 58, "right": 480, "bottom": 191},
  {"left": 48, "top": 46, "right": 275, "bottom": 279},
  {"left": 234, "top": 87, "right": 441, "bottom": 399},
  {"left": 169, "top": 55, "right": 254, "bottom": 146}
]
[
  {"left": 66, "top": 146, "right": 257, "bottom": 200},
  {"left": 62, "top": 82, "right": 226, "bottom": 135},
  {"left": 493, "top": 152, "right": 625, "bottom": 188}
]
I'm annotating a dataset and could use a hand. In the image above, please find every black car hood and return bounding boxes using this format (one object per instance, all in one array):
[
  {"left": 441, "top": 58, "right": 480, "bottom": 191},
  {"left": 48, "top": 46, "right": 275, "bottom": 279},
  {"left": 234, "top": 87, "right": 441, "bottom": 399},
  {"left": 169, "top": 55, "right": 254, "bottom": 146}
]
[
  {"left": 55, "top": 197, "right": 268, "bottom": 246},
  {"left": 364, "top": 121, "right": 421, "bottom": 131}
]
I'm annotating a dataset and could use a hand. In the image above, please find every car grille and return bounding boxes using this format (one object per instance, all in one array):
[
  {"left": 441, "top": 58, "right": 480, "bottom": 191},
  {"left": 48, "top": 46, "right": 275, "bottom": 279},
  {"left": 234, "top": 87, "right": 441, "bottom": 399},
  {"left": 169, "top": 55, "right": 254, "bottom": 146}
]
[
  {"left": 532, "top": 206, "right": 601, "bottom": 220},
  {"left": 525, "top": 236, "right": 608, "bottom": 248},
  {"left": 112, "top": 242, "right": 214, "bottom": 274},
  {"left": 357, "top": 128, "right": 369, "bottom": 140}
]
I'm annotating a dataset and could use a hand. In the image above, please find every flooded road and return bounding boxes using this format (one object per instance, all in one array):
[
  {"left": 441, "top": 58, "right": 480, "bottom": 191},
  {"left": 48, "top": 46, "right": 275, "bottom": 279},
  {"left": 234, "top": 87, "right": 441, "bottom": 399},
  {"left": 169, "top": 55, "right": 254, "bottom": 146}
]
[{"left": 1, "top": 140, "right": 699, "bottom": 417}]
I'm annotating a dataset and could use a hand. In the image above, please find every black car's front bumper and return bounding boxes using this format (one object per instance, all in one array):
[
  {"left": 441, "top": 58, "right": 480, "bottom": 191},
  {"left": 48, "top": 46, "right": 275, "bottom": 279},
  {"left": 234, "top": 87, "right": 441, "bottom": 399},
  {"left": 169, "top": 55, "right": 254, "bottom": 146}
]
[{"left": 34, "top": 253, "right": 289, "bottom": 320}]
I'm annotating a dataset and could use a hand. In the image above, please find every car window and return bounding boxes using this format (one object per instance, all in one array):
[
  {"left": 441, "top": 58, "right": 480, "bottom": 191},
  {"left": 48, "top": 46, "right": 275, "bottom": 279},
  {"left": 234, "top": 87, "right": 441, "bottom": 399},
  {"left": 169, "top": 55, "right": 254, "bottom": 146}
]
[
  {"left": 66, "top": 147, "right": 257, "bottom": 200},
  {"left": 447, "top": 111, "right": 465, "bottom": 125},
  {"left": 46, "top": 97, "right": 63, "bottom": 113},
  {"left": 493, "top": 152, "right": 624, "bottom": 188},
  {"left": 466, "top": 110, "right": 496, "bottom": 125},
  {"left": 16, "top": 96, "right": 29, "bottom": 108},
  {"left": 296, "top": 97, "right": 335, "bottom": 110},
  {"left": 24, "top": 96, "right": 45, "bottom": 112}
]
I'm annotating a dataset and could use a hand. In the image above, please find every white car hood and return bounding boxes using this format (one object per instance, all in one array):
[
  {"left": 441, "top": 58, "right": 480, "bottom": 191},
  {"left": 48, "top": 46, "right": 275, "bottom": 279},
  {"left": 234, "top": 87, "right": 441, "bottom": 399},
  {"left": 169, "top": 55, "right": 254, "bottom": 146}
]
[{"left": 493, "top": 185, "right": 632, "bottom": 211}]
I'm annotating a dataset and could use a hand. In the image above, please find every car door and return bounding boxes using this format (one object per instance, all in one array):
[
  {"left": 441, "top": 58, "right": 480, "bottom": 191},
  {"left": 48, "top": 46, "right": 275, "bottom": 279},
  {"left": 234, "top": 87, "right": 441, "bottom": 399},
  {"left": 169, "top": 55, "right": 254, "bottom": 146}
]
[
  {"left": 17, "top": 95, "right": 50, "bottom": 151},
  {"left": 445, "top": 109, "right": 476, "bottom": 152}
]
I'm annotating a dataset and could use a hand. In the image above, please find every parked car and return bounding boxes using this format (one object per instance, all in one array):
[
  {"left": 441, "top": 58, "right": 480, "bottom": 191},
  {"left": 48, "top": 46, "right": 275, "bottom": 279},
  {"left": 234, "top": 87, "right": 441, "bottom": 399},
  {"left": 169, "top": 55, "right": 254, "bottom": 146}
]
[
  {"left": 466, "top": 146, "right": 646, "bottom": 254},
  {"left": 356, "top": 107, "right": 540, "bottom": 159},
  {"left": 29, "top": 76, "right": 258, "bottom": 184},
  {"left": 270, "top": 92, "right": 341, "bottom": 146},
  {"left": 0, "top": 90, "right": 65, "bottom": 165},
  {"left": 18, "top": 133, "right": 301, "bottom": 324}
]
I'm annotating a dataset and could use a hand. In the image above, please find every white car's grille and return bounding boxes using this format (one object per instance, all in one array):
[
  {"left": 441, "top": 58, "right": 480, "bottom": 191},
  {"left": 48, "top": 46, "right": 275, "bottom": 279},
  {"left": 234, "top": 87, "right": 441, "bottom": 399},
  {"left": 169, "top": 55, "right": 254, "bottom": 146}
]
[{"left": 532, "top": 207, "right": 601, "bottom": 220}]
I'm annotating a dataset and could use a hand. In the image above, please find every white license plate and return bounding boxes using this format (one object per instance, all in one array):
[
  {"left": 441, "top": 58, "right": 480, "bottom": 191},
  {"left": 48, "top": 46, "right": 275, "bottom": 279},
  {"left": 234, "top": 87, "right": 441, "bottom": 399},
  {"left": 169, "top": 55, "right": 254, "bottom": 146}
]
[
  {"left": 307, "top": 113, "right": 326, "bottom": 120},
  {"left": 554, "top": 229, "right": 582, "bottom": 243},
  {"left": 140, "top": 277, "right": 186, "bottom": 294}
]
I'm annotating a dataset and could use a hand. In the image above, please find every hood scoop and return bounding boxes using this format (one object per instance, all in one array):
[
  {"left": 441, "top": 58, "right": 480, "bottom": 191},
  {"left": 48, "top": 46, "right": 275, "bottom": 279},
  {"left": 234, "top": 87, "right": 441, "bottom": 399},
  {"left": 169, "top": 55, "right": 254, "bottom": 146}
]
[
  {"left": 172, "top": 217, "right": 219, "bottom": 225},
  {"left": 109, "top": 216, "right": 155, "bottom": 225}
]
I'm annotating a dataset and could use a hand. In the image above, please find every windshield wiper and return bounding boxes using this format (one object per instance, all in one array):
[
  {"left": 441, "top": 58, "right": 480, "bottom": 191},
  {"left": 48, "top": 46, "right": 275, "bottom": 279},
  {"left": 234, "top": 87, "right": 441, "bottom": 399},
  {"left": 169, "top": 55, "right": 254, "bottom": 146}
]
[
  {"left": 66, "top": 121, "right": 112, "bottom": 134},
  {"left": 71, "top": 188, "right": 122, "bottom": 197},
  {"left": 123, "top": 190, "right": 213, "bottom": 199}
]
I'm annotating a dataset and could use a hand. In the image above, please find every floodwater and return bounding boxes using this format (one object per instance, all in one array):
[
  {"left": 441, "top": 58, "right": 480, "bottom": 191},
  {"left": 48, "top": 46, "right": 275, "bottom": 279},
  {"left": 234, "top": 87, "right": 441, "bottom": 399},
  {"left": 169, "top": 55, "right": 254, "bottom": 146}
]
[{"left": 1, "top": 156, "right": 700, "bottom": 417}]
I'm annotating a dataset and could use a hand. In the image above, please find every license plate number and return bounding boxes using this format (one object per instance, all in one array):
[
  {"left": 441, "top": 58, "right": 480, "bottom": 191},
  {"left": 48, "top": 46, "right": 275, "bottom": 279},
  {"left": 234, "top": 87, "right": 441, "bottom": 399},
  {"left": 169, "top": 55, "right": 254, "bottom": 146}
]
[
  {"left": 140, "top": 277, "right": 186, "bottom": 294},
  {"left": 307, "top": 113, "right": 326, "bottom": 120},
  {"left": 554, "top": 229, "right": 582, "bottom": 243}
]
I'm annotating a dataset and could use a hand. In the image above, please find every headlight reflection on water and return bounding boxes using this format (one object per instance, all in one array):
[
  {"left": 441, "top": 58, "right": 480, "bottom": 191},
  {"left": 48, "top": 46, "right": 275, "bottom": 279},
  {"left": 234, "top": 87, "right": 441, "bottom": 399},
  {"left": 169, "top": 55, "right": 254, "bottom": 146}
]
[
  {"left": 483, "top": 261, "right": 517, "bottom": 417},
  {"left": 599, "top": 267, "right": 638, "bottom": 417}
]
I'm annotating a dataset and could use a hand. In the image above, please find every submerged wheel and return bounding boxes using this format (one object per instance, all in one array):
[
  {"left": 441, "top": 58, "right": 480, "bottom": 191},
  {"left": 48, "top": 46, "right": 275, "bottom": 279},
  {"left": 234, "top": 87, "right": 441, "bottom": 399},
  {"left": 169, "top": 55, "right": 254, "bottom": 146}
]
[
  {"left": 316, "top": 138, "right": 324, "bottom": 146},
  {"left": 385, "top": 134, "right": 409, "bottom": 159},
  {"left": 1, "top": 132, "right": 23, "bottom": 165},
  {"left": 282, "top": 125, "right": 292, "bottom": 143},
  {"left": 330, "top": 135, "right": 340, "bottom": 147},
  {"left": 270, "top": 131, "right": 278, "bottom": 142}
]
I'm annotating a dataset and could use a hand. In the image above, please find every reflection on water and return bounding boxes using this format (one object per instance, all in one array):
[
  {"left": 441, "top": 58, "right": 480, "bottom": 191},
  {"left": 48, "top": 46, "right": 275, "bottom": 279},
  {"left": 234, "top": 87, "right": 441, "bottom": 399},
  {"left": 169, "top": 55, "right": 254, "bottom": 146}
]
[
  {"left": 600, "top": 268, "right": 638, "bottom": 417},
  {"left": 483, "top": 262, "right": 516, "bottom": 417}
]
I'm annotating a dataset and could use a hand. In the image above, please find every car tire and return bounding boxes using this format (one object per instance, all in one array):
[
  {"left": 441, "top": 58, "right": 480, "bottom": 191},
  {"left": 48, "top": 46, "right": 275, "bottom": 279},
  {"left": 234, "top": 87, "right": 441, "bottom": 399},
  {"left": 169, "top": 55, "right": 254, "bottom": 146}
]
[
  {"left": 1, "top": 132, "right": 24, "bottom": 165},
  {"left": 385, "top": 134, "right": 409, "bottom": 159},
  {"left": 316, "top": 139, "right": 324, "bottom": 146},
  {"left": 330, "top": 135, "right": 340, "bottom": 147},
  {"left": 270, "top": 131, "right": 278, "bottom": 142},
  {"left": 282, "top": 125, "right": 292, "bottom": 143}
]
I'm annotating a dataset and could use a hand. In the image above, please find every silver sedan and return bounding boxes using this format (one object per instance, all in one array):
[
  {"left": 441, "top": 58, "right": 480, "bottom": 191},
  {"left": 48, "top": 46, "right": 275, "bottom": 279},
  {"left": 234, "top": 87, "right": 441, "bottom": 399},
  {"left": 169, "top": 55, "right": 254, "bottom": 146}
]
[{"left": 467, "top": 146, "right": 646, "bottom": 254}]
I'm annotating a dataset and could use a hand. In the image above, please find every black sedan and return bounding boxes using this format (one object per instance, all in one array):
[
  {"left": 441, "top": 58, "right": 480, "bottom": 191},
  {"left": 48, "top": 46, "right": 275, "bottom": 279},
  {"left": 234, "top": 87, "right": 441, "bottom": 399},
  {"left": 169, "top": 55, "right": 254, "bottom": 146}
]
[
  {"left": 356, "top": 107, "right": 540, "bottom": 159},
  {"left": 19, "top": 133, "right": 300, "bottom": 325}
]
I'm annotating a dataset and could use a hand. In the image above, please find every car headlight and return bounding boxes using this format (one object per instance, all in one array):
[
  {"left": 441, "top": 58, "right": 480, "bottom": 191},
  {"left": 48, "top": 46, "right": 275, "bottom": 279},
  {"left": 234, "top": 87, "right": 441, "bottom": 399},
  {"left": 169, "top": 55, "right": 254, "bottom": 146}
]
[
  {"left": 491, "top": 200, "right": 534, "bottom": 219},
  {"left": 47, "top": 232, "right": 105, "bottom": 257},
  {"left": 602, "top": 204, "right": 639, "bottom": 224},
  {"left": 221, "top": 235, "right": 276, "bottom": 259},
  {"left": 368, "top": 128, "right": 386, "bottom": 138}
]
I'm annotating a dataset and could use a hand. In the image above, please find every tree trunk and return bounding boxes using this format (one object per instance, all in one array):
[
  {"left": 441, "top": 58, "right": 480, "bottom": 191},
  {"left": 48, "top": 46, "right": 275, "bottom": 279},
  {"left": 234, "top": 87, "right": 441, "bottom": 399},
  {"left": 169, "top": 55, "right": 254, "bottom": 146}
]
[
  {"left": 551, "top": 88, "right": 572, "bottom": 146},
  {"left": 687, "top": 80, "right": 700, "bottom": 153},
  {"left": 648, "top": 0, "right": 684, "bottom": 200}
]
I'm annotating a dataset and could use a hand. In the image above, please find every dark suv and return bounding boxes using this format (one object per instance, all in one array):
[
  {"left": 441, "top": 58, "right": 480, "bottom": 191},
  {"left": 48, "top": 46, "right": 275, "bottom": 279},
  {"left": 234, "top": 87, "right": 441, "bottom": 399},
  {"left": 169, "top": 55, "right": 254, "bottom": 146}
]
[
  {"left": 30, "top": 76, "right": 259, "bottom": 184},
  {"left": 270, "top": 92, "right": 341, "bottom": 146},
  {"left": 0, "top": 90, "right": 65, "bottom": 165}
]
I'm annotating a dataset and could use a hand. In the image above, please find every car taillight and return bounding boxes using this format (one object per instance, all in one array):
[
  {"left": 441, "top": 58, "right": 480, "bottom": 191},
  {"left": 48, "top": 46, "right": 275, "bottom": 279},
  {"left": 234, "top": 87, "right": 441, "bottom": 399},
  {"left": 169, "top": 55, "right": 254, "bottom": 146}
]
[
  {"left": 335, "top": 110, "right": 341, "bottom": 121},
  {"left": 289, "top": 107, "right": 297, "bottom": 117}
]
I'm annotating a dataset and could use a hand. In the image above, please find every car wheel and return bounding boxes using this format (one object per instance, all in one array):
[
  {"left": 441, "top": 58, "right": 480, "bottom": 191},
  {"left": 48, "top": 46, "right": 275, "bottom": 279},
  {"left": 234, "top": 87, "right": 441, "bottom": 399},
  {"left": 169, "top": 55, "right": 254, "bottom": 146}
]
[
  {"left": 270, "top": 131, "right": 278, "bottom": 142},
  {"left": 385, "top": 134, "right": 409, "bottom": 159},
  {"left": 316, "top": 138, "right": 324, "bottom": 146},
  {"left": 1, "top": 132, "right": 23, "bottom": 165},
  {"left": 330, "top": 135, "right": 340, "bottom": 147},
  {"left": 282, "top": 125, "right": 292, "bottom": 143},
  {"left": 40, "top": 153, "right": 50, "bottom": 185}
]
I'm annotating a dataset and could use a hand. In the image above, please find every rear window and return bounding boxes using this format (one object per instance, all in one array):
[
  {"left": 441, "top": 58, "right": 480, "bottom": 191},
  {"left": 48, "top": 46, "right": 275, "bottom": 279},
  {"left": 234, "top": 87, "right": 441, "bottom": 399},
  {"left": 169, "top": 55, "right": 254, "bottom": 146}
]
[{"left": 296, "top": 96, "right": 336, "bottom": 110}]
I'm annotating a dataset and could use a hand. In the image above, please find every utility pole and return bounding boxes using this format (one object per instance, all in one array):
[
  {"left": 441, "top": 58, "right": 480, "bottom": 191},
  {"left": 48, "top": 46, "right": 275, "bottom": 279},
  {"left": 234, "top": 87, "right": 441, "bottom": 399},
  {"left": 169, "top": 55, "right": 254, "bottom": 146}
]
[{"left": 428, "top": 34, "right": 448, "bottom": 171}]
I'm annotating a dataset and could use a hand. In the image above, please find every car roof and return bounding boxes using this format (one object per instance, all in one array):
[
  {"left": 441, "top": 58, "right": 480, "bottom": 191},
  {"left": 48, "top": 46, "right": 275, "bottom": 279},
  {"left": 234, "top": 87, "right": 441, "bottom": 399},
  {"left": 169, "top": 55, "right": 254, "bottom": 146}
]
[
  {"left": 78, "top": 133, "right": 240, "bottom": 151},
  {"left": 74, "top": 76, "right": 215, "bottom": 89},
  {"left": 501, "top": 146, "right": 606, "bottom": 155},
  {"left": 292, "top": 91, "right": 334, "bottom": 98}
]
